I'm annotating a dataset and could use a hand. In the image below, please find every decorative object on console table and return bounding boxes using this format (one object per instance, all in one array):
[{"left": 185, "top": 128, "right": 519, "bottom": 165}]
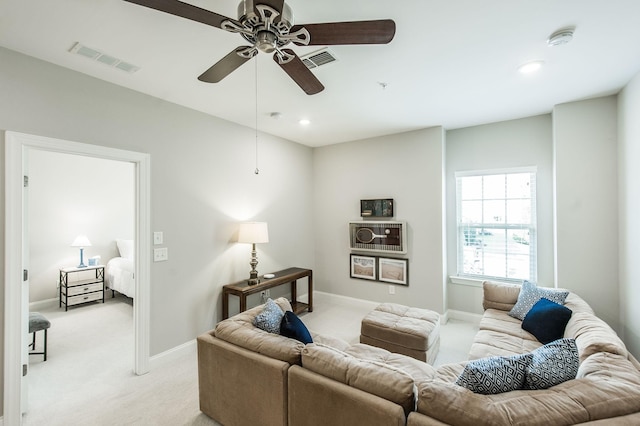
[
  {"left": 237, "top": 222, "right": 269, "bottom": 285},
  {"left": 222, "top": 267, "right": 312, "bottom": 319},
  {"left": 378, "top": 257, "right": 408, "bottom": 285},
  {"left": 349, "top": 221, "right": 407, "bottom": 254},
  {"left": 71, "top": 234, "right": 92, "bottom": 268},
  {"left": 59, "top": 265, "right": 105, "bottom": 311},
  {"left": 350, "top": 254, "right": 377, "bottom": 280},
  {"left": 360, "top": 198, "right": 394, "bottom": 218}
]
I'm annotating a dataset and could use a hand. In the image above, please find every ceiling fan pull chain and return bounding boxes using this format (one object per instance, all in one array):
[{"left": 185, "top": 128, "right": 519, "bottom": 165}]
[{"left": 254, "top": 58, "right": 259, "bottom": 175}]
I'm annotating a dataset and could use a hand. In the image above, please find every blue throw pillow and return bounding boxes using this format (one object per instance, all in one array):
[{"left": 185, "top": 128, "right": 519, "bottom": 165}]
[
  {"left": 522, "top": 297, "right": 572, "bottom": 344},
  {"left": 524, "top": 338, "right": 579, "bottom": 390},
  {"left": 253, "top": 298, "right": 284, "bottom": 334},
  {"left": 509, "top": 280, "right": 569, "bottom": 321},
  {"left": 280, "top": 311, "right": 313, "bottom": 344},
  {"left": 455, "top": 353, "right": 533, "bottom": 394}
]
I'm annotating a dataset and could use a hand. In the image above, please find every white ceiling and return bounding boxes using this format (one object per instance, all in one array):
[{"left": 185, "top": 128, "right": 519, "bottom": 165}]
[{"left": 2, "top": 1, "right": 640, "bottom": 147}]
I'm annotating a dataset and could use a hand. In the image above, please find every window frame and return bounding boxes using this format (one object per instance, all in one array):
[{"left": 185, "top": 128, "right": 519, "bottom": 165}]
[{"left": 455, "top": 167, "right": 538, "bottom": 283}]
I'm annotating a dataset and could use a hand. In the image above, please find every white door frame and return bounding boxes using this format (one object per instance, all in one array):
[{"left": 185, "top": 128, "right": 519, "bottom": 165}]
[{"left": 4, "top": 131, "right": 151, "bottom": 425}]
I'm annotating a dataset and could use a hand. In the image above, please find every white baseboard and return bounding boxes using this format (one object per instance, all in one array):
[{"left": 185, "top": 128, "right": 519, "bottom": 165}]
[
  {"left": 29, "top": 297, "right": 58, "bottom": 311},
  {"left": 149, "top": 339, "right": 197, "bottom": 370},
  {"left": 446, "top": 309, "right": 483, "bottom": 325}
]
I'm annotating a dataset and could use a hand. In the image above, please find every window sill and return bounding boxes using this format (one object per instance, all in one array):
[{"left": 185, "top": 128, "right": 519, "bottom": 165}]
[{"left": 448, "top": 276, "right": 484, "bottom": 288}]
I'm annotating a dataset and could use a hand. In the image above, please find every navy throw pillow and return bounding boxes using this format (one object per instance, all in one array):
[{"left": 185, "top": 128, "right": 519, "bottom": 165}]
[
  {"left": 522, "top": 297, "right": 573, "bottom": 344},
  {"left": 280, "top": 311, "right": 313, "bottom": 344}
]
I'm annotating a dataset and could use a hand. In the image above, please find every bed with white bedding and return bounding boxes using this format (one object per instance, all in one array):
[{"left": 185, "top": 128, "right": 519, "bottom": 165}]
[{"left": 105, "top": 239, "right": 135, "bottom": 298}]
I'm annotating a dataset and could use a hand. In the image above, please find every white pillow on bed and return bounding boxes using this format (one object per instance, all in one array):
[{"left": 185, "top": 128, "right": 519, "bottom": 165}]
[{"left": 116, "top": 239, "right": 134, "bottom": 260}]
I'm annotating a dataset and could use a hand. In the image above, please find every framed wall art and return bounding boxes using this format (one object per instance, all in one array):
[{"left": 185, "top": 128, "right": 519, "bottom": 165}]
[
  {"left": 378, "top": 257, "right": 408, "bottom": 285},
  {"left": 349, "top": 221, "right": 407, "bottom": 254},
  {"left": 350, "top": 254, "right": 377, "bottom": 281},
  {"left": 360, "top": 199, "right": 394, "bottom": 218}
]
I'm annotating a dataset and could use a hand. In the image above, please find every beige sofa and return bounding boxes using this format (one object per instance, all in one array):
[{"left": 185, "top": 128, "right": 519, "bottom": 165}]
[
  {"left": 407, "top": 281, "right": 640, "bottom": 426},
  {"left": 197, "top": 297, "right": 435, "bottom": 426}
]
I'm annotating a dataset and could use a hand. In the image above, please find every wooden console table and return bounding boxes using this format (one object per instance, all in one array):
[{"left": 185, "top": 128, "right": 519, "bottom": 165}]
[{"left": 222, "top": 267, "right": 313, "bottom": 319}]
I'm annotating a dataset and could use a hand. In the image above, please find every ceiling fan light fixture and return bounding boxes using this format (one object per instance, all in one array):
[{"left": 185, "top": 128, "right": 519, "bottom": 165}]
[{"left": 256, "top": 30, "right": 277, "bottom": 53}]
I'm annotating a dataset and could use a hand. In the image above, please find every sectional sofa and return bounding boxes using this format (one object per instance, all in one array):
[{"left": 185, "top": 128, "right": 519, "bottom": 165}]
[{"left": 197, "top": 283, "right": 640, "bottom": 425}]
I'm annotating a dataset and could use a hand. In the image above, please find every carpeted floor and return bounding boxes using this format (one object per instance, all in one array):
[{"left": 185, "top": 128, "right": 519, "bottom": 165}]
[{"left": 24, "top": 292, "right": 478, "bottom": 425}]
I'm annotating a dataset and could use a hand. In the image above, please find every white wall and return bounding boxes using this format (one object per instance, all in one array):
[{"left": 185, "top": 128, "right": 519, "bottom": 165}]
[
  {"left": 618, "top": 71, "right": 640, "bottom": 359},
  {"left": 445, "top": 115, "right": 554, "bottom": 314},
  {"left": 0, "top": 46, "right": 315, "bottom": 412},
  {"left": 28, "top": 150, "right": 135, "bottom": 302},
  {"left": 313, "top": 127, "right": 446, "bottom": 313},
  {"left": 553, "top": 96, "right": 620, "bottom": 332}
]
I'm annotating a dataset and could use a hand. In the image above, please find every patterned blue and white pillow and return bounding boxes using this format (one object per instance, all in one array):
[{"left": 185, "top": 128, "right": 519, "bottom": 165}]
[
  {"left": 524, "top": 338, "right": 579, "bottom": 390},
  {"left": 455, "top": 353, "right": 534, "bottom": 395},
  {"left": 253, "top": 298, "right": 284, "bottom": 334},
  {"left": 509, "top": 280, "right": 569, "bottom": 320}
]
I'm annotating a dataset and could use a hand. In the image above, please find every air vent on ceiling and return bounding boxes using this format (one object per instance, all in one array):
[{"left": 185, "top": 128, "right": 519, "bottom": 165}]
[
  {"left": 69, "top": 42, "right": 140, "bottom": 74},
  {"left": 300, "top": 48, "right": 338, "bottom": 69}
]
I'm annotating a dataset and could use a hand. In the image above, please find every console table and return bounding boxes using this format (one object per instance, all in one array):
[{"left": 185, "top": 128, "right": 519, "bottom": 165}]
[{"left": 222, "top": 267, "right": 313, "bottom": 319}]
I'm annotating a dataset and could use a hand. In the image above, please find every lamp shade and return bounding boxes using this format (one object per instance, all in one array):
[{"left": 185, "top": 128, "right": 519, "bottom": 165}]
[
  {"left": 71, "top": 234, "right": 92, "bottom": 248},
  {"left": 238, "top": 222, "right": 269, "bottom": 244}
]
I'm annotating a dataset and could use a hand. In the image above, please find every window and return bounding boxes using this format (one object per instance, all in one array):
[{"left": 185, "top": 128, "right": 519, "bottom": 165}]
[{"left": 456, "top": 169, "right": 537, "bottom": 282}]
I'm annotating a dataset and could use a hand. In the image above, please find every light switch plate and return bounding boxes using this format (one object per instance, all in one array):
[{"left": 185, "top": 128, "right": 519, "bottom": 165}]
[{"left": 153, "top": 231, "right": 164, "bottom": 245}]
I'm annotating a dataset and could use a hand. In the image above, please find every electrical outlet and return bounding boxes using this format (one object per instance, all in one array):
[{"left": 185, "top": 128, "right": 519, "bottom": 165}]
[
  {"left": 153, "top": 247, "right": 168, "bottom": 262},
  {"left": 389, "top": 286, "right": 395, "bottom": 295}
]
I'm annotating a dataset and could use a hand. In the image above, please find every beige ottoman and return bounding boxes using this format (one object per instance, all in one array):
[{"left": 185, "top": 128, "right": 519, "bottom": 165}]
[{"left": 360, "top": 303, "right": 441, "bottom": 364}]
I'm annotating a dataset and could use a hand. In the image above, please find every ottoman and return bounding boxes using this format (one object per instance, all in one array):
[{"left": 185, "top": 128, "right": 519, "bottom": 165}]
[{"left": 360, "top": 303, "right": 440, "bottom": 364}]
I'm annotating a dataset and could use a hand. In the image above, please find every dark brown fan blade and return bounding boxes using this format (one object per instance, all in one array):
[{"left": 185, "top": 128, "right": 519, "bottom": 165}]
[
  {"left": 291, "top": 19, "right": 396, "bottom": 45},
  {"left": 198, "top": 48, "right": 253, "bottom": 83},
  {"left": 123, "top": 0, "right": 236, "bottom": 29},
  {"left": 274, "top": 50, "right": 324, "bottom": 95}
]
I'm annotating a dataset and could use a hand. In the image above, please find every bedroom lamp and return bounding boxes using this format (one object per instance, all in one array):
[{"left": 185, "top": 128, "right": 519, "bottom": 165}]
[
  {"left": 238, "top": 222, "right": 269, "bottom": 285},
  {"left": 71, "top": 234, "right": 92, "bottom": 268}
]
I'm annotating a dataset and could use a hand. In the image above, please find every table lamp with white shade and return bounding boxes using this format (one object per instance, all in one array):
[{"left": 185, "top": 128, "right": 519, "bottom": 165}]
[
  {"left": 237, "top": 222, "right": 269, "bottom": 285},
  {"left": 71, "top": 234, "right": 92, "bottom": 268}
]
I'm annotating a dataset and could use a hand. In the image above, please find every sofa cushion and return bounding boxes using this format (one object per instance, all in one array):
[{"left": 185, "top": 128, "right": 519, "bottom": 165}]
[
  {"left": 524, "top": 338, "right": 579, "bottom": 390},
  {"left": 253, "top": 298, "right": 285, "bottom": 334},
  {"left": 479, "top": 309, "right": 539, "bottom": 342},
  {"left": 301, "top": 343, "right": 417, "bottom": 415},
  {"left": 564, "top": 311, "right": 628, "bottom": 361},
  {"left": 522, "top": 298, "right": 573, "bottom": 344},
  {"left": 508, "top": 280, "right": 569, "bottom": 320},
  {"left": 468, "top": 329, "right": 541, "bottom": 360},
  {"left": 455, "top": 353, "right": 533, "bottom": 394},
  {"left": 344, "top": 343, "right": 436, "bottom": 383},
  {"left": 280, "top": 311, "right": 313, "bottom": 344}
]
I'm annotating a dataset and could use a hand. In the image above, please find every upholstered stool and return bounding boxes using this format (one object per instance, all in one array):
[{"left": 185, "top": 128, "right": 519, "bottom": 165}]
[
  {"left": 29, "top": 312, "right": 51, "bottom": 361},
  {"left": 360, "top": 303, "right": 440, "bottom": 364}
]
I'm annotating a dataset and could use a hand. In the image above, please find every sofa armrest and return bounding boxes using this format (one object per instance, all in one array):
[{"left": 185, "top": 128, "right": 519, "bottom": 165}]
[
  {"left": 288, "top": 365, "right": 406, "bottom": 426},
  {"left": 197, "top": 332, "right": 289, "bottom": 426},
  {"left": 482, "top": 281, "right": 521, "bottom": 311}
]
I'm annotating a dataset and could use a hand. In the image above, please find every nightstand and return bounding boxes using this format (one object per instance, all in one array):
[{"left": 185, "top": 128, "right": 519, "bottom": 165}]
[{"left": 59, "top": 265, "right": 105, "bottom": 311}]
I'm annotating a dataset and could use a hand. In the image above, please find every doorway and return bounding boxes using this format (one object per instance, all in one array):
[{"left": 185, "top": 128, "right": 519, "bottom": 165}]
[{"left": 4, "top": 131, "right": 151, "bottom": 425}]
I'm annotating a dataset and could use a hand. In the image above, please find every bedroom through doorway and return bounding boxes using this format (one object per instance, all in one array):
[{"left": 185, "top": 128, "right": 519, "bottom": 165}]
[{"left": 25, "top": 150, "right": 136, "bottom": 420}]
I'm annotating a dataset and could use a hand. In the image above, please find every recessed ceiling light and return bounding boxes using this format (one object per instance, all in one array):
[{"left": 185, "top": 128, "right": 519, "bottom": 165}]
[
  {"left": 299, "top": 119, "right": 311, "bottom": 126},
  {"left": 518, "top": 61, "right": 544, "bottom": 74}
]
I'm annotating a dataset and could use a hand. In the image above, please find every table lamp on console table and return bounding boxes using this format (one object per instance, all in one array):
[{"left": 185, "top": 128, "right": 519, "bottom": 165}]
[{"left": 238, "top": 222, "right": 269, "bottom": 285}]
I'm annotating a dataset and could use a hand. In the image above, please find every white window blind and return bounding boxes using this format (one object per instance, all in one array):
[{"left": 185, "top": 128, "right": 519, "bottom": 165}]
[{"left": 456, "top": 169, "right": 537, "bottom": 282}]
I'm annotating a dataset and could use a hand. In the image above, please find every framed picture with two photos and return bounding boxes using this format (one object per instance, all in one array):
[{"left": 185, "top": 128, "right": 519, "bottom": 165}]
[{"left": 350, "top": 254, "right": 408, "bottom": 285}]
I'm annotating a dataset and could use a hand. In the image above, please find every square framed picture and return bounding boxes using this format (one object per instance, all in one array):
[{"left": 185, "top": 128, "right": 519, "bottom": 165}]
[
  {"left": 350, "top": 254, "right": 377, "bottom": 281},
  {"left": 378, "top": 257, "right": 408, "bottom": 285}
]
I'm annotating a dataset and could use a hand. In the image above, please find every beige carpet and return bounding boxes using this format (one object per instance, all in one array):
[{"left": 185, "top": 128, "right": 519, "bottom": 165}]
[{"left": 25, "top": 292, "right": 477, "bottom": 425}]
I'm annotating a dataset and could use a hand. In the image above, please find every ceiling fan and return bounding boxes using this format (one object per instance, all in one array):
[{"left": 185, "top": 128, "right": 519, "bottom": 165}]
[{"left": 124, "top": 0, "right": 396, "bottom": 95}]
